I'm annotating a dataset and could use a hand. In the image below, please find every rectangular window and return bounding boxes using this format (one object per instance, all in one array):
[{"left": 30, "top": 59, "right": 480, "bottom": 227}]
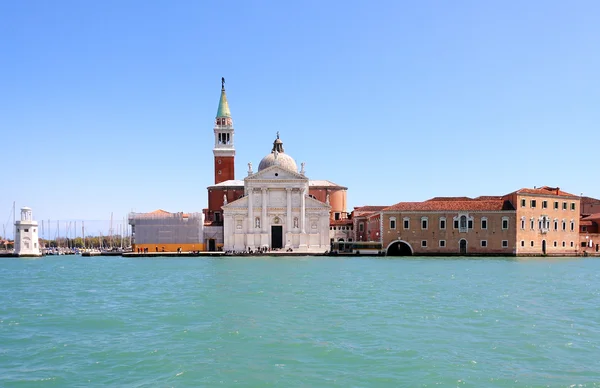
[
  {"left": 563, "top": 202, "right": 567, "bottom": 210},
  {"left": 403, "top": 219, "right": 409, "bottom": 229},
  {"left": 542, "top": 201, "right": 548, "bottom": 209},
  {"left": 421, "top": 218, "right": 428, "bottom": 230},
  {"left": 481, "top": 219, "right": 487, "bottom": 230},
  {"left": 570, "top": 241, "right": 574, "bottom": 247},
  {"left": 334, "top": 212, "right": 340, "bottom": 220},
  {"left": 562, "top": 241, "right": 566, "bottom": 247},
  {"left": 581, "top": 242, "right": 587, "bottom": 247},
  {"left": 521, "top": 240, "right": 525, "bottom": 247},
  {"left": 531, "top": 241, "right": 534, "bottom": 247},
  {"left": 468, "top": 220, "right": 473, "bottom": 229},
  {"left": 554, "top": 201, "right": 559, "bottom": 209},
  {"left": 24, "top": 228, "right": 29, "bottom": 232},
  {"left": 562, "top": 221, "right": 566, "bottom": 231},
  {"left": 531, "top": 219, "right": 535, "bottom": 229},
  {"left": 390, "top": 218, "right": 396, "bottom": 229},
  {"left": 502, "top": 218, "right": 509, "bottom": 230},
  {"left": 439, "top": 218, "right": 446, "bottom": 230},
  {"left": 502, "top": 240, "right": 508, "bottom": 248},
  {"left": 214, "top": 213, "right": 221, "bottom": 222},
  {"left": 439, "top": 240, "right": 446, "bottom": 247},
  {"left": 583, "top": 226, "right": 587, "bottom": 232},
  {"left": 554, "top": 241, "right": 557, "bottom": 247},
  {"left": 421, "top": 240, "right": 427, "bottom": 248},
  {"left": 570, "top": 222, "right": 574, "bottom": 232},
  {"left": 531, "top": 200, "right": 537, "bottom": 208},
  {"left": 554, "top": 220, "right": 558, "bottom": 230},
  {"left": 521, "top": 199, "right": 526, "bottom": 207},
  {"left": 454, "top": 220, "right": 459, "bottom": 229},
  {"left": 481, "top": 240, "right": 487, "bottom": 247},
  {"left": 521, "top": 219, "right": 525, "bottom": 229},
  {"left": 571, "top": 203, "right": 575, "bottom": 211}
]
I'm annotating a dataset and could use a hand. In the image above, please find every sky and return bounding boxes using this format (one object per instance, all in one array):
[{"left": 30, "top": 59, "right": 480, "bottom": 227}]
[{"left": 1, "top": 0, "right": 599, "bottom": 238}]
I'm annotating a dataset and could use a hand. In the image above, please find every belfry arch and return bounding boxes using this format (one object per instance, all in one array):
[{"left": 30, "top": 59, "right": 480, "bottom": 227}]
[{"left": 385, "top": 240, "right": 414, "bottom": 256}]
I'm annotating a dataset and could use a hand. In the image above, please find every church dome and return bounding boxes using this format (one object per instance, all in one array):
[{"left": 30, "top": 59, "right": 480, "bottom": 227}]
[{"left": 257, "top": 133, "right": 298, "bottom": 173}]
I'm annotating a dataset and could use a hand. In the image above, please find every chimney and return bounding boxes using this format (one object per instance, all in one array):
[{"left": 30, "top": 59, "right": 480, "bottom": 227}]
[{"left": 556, "top": 187, "right": 559, "bottom": 195}]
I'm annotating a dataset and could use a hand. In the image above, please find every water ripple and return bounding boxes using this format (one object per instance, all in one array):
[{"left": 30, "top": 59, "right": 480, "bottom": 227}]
[{"left": 1, "top": 256, "right": 600, "bottom": 386}]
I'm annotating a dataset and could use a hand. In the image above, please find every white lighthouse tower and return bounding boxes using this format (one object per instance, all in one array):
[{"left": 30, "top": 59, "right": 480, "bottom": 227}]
[{"left": 14, "top": 207, "right": 42, "bottom": 257}]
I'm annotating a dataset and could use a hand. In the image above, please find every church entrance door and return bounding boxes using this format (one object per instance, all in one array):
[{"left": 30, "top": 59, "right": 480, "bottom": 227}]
[
  {"left": 271, "top": 226, "right": 283, "bottom": 249},
  {"left": 208, "top": 239, "right": 216, "bottom": 252}
]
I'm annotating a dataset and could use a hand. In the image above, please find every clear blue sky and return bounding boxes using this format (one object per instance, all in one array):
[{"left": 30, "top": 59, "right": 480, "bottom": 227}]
[{"left": 1, "top": 0, "right": 599, "bottom": 238}]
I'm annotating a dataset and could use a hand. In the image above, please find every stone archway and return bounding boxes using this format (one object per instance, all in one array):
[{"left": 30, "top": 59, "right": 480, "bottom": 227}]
[
  {"left": 459, "top": 239, "right": 467, "bottom": 255},
  {"left": 386, "top": 240, "right": 413, "bottom": 256}
]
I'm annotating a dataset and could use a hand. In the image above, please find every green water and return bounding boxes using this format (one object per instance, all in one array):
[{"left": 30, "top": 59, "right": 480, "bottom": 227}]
[{"left": 1, "top": 256, "right": 600, "bottom": 387}]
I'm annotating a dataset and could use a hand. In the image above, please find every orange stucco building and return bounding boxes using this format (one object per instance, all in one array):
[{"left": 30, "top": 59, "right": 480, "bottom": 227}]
[{"left": 357, "top": 186, "right": 582, "bottom": 257}]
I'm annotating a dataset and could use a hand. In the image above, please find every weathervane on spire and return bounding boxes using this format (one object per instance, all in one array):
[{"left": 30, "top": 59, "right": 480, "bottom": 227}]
[{"left": 221, "top": 77, "right": 225, "bottom": 90}]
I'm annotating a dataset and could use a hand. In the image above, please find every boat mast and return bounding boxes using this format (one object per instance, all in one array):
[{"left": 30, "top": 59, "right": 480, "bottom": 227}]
[{"left": 110, "top": 212, "right": 113, "bottom": 249}]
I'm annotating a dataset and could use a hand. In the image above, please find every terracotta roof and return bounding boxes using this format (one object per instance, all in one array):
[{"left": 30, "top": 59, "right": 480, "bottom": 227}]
[
  {"left": 330, "top": 219, "right": 353, "bottom": 226},
  {"left": 581, "top": 196, "right": 600, "bottom": 205},
  {"left": 384, "top": 199, "right": 514, "bottom": 212},
  {"left": 582, "top": 213, "right": 600, "bottom": 222},
  {"left": 150, "top": 209, "right": 171, "bottom": 215},
  {"left": 474, "top": 195, "right": 503, "bottom": 200},
  {"left": 426, "top": 197, "right": 472, "bottom": 202},
  {"left": 353, "top": 206, "right": 388, "bottom": 212},
  {"left": 509, "top": 186, "right": 578, "bottom": 198}
]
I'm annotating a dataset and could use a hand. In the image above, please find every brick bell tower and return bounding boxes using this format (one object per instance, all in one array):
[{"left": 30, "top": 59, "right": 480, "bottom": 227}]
[{"left": 213, "top": 77, "right": 235, "bottom": 184}]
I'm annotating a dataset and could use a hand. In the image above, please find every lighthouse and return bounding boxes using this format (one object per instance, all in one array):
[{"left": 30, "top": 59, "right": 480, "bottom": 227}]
[{"left": 14, "top": 207, "right": 42, "bottom": 257}]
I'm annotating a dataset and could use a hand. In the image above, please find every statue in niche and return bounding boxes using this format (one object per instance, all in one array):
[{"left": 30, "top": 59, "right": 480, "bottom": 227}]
[
  {"left": 223, "top": 194, "right": 228, "bottom": 206},
  {"left": 255, "top": 217, "right": 261, "bottom": 228},
  {"left": 293, "top": 217, "right": 299, "bottom": 228},
  {"left": 326, "top": 193, "right": 330, "bottom": 204}
]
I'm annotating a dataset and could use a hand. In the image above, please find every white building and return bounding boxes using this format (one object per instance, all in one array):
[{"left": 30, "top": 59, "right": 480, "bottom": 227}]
[
  {"left": 222, "top": 135, "right": 331, "bottom": 253},
  {"left": 14, "top": 207, "right": 42, "bottom": 257}
]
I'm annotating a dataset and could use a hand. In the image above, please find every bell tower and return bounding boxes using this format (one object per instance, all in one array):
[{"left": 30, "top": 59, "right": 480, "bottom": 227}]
[{"left": 213, "top": 77, "right": 235, "bottom": 184}]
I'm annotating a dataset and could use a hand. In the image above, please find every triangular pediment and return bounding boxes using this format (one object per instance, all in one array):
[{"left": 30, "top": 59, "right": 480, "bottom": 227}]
[
  {"left": 222, "top": 195, "right": 248, "bottom": 209},
  {"left": 246, "top": 165, "right": 308, "bottom": 182},
  {"left": 306, "top": 195, "right": 331, "bottom": 209}
]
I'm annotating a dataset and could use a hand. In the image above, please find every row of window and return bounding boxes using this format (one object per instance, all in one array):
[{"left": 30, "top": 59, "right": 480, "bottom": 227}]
[
  {"left": 521, "top": 199, "right": 576, "bottom": 211},
  {"left": 330, "top": 226, "right": 353, "bottom": 231},
  {"left": 388, "top": 216, "right": 509, "bottom": 231},
  {"left": 15, "top": 228, "right": 35, "bottom": 233},
  {"left": 520, "top": 240, "right": 574, "bottom": 247},
  {"left": 520, "top": 217, "right": 575, "bottom": 232},
  {"left": 420, "top": 240, "right": 510, "bottom": 248}
]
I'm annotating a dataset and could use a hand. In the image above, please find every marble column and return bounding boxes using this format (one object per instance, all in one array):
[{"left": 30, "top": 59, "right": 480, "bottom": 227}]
[
  {"left": 248, "top": 188, "right": 254, "bottom": 232},
  {"left": 286, "top": 188, "right": 292, "bottom": 232},
  {"left": 301, "top": 188, "right": 306, "bottom": 233},
  {"left": 261, "top": 188, "right": 268, "bottom": 233}
]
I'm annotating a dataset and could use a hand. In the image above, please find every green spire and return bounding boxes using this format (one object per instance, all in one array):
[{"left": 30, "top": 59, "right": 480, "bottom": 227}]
[{"left": 216, "top": 77, "right": 231, "bottom": 118}]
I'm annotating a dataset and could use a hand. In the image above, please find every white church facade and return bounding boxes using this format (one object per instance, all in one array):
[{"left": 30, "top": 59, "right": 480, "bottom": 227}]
[{"left": 222, "top": 136, "right": 331, "bottom": 252}]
